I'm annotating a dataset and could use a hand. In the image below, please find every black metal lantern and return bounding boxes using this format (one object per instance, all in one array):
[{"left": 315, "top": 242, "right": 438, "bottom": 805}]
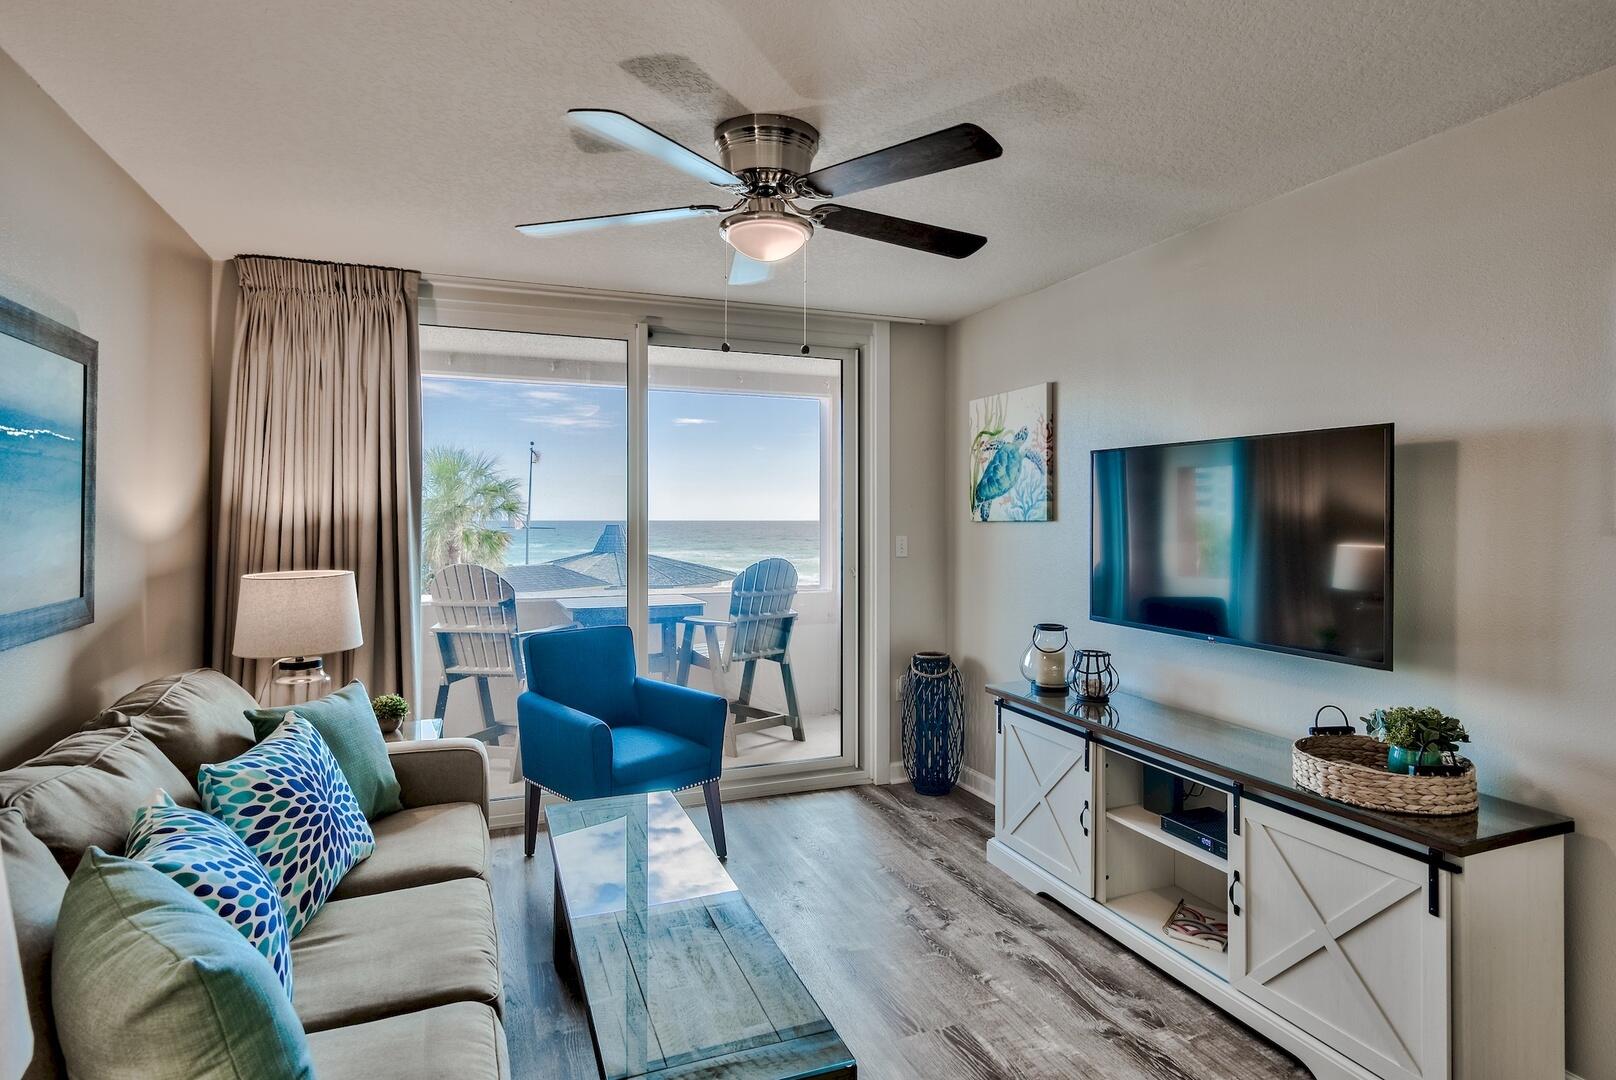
[{"left": 1068, "top": 649, "right": 1119, "bottom": 703}]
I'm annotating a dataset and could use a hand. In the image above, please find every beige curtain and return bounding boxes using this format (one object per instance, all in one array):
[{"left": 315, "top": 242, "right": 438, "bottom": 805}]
[{"left": 211, "top": 255, "right": 421, "bottom": 700}]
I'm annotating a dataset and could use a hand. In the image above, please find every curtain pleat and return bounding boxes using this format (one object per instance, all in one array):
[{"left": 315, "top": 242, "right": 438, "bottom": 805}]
[{"left": 211, "top": 256, "right": 421, "bottom": 701}]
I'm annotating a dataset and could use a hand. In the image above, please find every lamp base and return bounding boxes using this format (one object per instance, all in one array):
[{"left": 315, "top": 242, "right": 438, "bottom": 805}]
[{"left": 261, "top": 656, "right": 332, "bottom": 707}]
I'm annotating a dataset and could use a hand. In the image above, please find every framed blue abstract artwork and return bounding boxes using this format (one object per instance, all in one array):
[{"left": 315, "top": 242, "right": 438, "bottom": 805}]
[{"left": 0, "top": 294, "right": 97, "bottom": 651}]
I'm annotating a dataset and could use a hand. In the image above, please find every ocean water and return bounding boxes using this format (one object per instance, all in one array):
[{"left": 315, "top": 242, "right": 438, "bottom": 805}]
[{"left": 501, "top": 520, "right": 823, "bottom": 583}]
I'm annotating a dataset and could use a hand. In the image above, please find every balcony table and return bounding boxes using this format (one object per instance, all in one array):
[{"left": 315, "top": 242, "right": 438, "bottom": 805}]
[{"left": 557, "top": 594, "right": 706, "bottom": 679}]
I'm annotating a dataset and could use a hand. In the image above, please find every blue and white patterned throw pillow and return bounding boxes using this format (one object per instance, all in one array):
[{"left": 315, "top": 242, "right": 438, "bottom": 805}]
[
  {"left": 198, "top": 715, "right": 375, "bottom": 937},
  {"left": 127, "top": 791, "right": 294, "bottom": 995}
]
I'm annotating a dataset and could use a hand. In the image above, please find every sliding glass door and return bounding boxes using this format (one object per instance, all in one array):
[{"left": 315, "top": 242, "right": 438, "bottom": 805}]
[
  {"left": 417, "top": 316, "right": 857, "bottom": 818},
  {"left": 419, "top": 325, "right": 628, "bottom": 806},
  {"left": 648, "top": 338, "right": 854, "bottom": 772}
]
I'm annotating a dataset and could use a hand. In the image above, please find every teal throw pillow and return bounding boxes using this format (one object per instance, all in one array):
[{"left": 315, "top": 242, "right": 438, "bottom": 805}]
[
  {"left": 52, "top": 847, "right": 314, "bottom": 1080},
  {"left": 246, "top": 681, "right": 403, "bottom": 819},
  {"left": 128, "top": 791, "right": 293, "bottom": 995},
  {"left": 199, "top": 716, "right": 375, "bottom": 937}
]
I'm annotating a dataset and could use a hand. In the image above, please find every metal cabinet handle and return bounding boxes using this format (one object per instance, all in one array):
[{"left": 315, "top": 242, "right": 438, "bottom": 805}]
[
  {"left": 1228, "top": 870, "right": 1242, "bottom": 917},
  {"left": 1080, "top": 800, "right": 1090, "bottom": 837}
]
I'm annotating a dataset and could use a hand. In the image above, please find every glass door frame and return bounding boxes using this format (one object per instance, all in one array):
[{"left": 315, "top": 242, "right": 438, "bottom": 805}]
[
  {"left": 646, "top": 328, "right": 860, "bottom": 784},
  {"left": 417, "top": 280, "right": 869, "bottom": 815}
]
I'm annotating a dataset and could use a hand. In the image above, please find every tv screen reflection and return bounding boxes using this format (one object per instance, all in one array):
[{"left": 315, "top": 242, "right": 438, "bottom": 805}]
[{"left": 1091, "top": 425, "right": 1391, "bottom": 667}]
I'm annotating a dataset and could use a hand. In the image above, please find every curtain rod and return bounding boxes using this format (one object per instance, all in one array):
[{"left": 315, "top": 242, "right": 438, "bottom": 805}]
[{"left": 234, "top": 253, "right": 422, "bottom": 276}]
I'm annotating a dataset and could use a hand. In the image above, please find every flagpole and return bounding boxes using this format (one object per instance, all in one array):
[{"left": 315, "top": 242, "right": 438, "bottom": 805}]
[{"left": 525, "top": 442, "right": 536, "bottom": 564}]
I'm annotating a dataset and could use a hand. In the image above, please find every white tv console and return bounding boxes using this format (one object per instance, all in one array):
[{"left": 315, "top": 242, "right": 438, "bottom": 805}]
[{"left": 985, "top": 684, "right": 1572, "bottom": 1080}]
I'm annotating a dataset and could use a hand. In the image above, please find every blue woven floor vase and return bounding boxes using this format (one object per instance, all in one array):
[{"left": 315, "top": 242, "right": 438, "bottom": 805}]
[{"left": 902, "top": 652, "right": 965, "bottom": 796}]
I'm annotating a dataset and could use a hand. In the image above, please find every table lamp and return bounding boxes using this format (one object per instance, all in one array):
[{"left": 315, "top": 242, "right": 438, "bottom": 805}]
[
  {"left": 1, "top": 853, "right": 30, "bottom": 1080},
  {"left": 232, "top": 570, "right": 364, "bottom": 704}
]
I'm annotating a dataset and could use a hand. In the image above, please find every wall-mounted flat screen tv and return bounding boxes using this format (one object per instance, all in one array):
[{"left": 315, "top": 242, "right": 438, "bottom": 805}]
[{"left": 1091, "top": 423, "right": 1392, "bottom": 668}]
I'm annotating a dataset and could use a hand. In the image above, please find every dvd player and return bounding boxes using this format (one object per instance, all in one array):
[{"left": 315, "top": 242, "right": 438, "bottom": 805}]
[{"left": 1159, "top": 806, "right": 1228, "bottom": 860}]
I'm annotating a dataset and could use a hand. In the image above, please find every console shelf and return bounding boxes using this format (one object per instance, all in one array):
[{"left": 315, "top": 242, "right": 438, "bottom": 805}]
[
  {"left": 1105, "top": 803, "right": 1226, "bottom": 870},
  {"left": 1106, "top": 884, "right": 1230, "bottom": 980}
]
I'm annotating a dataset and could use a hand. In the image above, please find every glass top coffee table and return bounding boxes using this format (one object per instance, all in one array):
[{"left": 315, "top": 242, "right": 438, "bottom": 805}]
[{"left": 547, "top": 790, "right": 856, "bottom": 1080}]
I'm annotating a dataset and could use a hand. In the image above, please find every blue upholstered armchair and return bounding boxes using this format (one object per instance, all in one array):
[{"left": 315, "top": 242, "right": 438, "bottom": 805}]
[{"left": 517, "top": 625, "right": 729, "bottom": 858}]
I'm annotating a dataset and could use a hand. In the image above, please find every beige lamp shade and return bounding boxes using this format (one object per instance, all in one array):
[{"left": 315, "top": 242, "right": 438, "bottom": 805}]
[
  {"left": 232, "top": 570, "right": 364, "bottom": 659},
  {"left": 1330, "top": 542, "right": 1386, "bottom": 594},
  {"left": 1, "top": 853, "right": 30, "bottom": 1080}
]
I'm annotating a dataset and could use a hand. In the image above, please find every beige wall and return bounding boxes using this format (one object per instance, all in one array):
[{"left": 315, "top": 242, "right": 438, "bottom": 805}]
[
  {"left": 0, "top": 46, "right": 212, "bottom": 764},
  {"left": 889, "top": 323, "right": 950, "bottom": 761},
  {"left": 945, "top": 66, "right": 1616, "bottom": 1076}
]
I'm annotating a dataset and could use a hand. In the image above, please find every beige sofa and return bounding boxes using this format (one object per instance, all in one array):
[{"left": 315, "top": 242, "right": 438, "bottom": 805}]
[{"left": 0, "top": 669, "right": 510, "bottom": 1079}]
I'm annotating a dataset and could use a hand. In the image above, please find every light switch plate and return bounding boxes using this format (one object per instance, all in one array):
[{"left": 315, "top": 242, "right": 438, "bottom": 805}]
[{"left": 896, "top": 534, "right": 910, "bottom": 558}]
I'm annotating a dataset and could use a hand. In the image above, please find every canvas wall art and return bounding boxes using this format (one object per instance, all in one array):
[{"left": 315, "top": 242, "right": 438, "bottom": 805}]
[
  {"left": 969, "top": 382, "right": 1053, "bottom": 522},
  {"left": 0, "top": 294, "right": 97, "bottom": 651}
]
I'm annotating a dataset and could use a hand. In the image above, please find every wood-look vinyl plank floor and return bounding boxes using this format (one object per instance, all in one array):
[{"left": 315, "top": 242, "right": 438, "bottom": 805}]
[{"left": 490, "top": 783, "right": 1310, "bottom": 1080}]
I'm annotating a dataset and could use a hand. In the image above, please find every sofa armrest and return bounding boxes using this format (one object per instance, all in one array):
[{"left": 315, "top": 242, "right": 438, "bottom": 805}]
[{"left": 387, "top": 738, "right": 490, "bottom": 821}]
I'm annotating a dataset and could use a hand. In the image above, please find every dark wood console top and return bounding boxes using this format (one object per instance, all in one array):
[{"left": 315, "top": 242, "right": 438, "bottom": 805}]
[{"left": 987, "top": 682, "right": 1573, "bottom": 858}]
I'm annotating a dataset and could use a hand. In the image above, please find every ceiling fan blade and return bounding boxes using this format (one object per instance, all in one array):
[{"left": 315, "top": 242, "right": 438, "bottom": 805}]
[
  {"left": 802, "top": 123, "right": 1002, "bottom": 198},
  {"left": 567, "top": 109, "right": 744, "bottom": 189},
  {"left": 515, "top": 204, "right": 724, "bottom": 238},
  {"left": 728, "top": 252, "right": 774, "bottom": 286},
  {"left": 812, "top": 205, "right": 987, "bottom": 258}
]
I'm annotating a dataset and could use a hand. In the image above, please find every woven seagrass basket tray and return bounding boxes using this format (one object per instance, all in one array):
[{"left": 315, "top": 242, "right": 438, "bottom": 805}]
[{"left": 1292, "top": 734, "right": 1478, "bottom": 815}]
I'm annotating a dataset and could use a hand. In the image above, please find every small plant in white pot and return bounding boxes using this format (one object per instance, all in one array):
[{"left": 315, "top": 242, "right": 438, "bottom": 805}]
[
  {"left": 371, "top": 693, "right": 409, "bottom": 735},
  {"left": 1362, "top": 706, "right": 1469, "bottom": 774}
]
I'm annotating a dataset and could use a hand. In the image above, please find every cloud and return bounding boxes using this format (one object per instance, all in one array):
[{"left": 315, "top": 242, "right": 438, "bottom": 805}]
[
  {"left": 523, "top": 389, "right": 575, "bottom": 403},
  {"left": 672, "top": 417, "right": 716, "bottom": 426},
  {"left": 525, "top": 402, "right": 611, "bottom": 429},
  {"left": 421, "top": 378, "right": 475, "bottom": 398}
]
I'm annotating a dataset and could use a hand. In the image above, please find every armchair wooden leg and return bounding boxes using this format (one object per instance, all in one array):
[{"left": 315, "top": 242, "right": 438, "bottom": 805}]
[
  {"left": 434, "top": 680, "right": 451, "bottom": 723},
  {"left": 703, "top": 780, "right": 727, "bottom": 860},
  {"left": 524, "top": 781, "right": 542, "bottom": 858}
]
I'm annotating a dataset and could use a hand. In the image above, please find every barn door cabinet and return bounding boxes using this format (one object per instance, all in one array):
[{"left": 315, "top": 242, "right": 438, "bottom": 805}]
[{"left": 986, "top": 685, "right": 1572, "bottom": 1080}]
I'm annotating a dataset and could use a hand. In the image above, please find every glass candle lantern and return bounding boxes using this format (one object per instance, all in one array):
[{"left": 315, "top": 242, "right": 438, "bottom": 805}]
[
  {"left": 1020, "top": 623, "right": 1071, "bottom": 692},
  {"left": 1069, "top": 649, "right": 1119, "bottom": 703}
]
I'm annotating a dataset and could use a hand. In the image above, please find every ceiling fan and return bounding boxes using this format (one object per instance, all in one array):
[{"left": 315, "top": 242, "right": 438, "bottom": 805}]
[{"left": 517, "top": 110, "right": 1003, "bottom": 285}]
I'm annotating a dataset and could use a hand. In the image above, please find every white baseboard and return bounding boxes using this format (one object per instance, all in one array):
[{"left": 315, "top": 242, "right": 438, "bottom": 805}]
[{"left": 886, "top": 759, "right": 995, "bottom": 805}]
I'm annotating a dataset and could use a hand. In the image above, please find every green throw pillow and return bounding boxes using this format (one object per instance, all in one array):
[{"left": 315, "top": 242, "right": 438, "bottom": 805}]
[
  {"left": 247, "top": 681, "right": 402, "bottom": 819},
  {"left": 52, "top": 848, "right": 315, "bottom": 1080}
]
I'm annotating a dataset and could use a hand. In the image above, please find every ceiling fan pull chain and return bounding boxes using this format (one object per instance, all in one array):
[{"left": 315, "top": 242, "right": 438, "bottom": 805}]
[
  {"left": 722, "top": 243, "right": 732, "bottom": 352},
  {"left": 800, "top": 243, "right": 809, "bottom": 356}
]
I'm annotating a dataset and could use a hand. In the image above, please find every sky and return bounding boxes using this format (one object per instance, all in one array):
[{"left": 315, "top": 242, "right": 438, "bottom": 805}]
[{"left": 422, "top": 374, "right": 822, "bottom": 521}]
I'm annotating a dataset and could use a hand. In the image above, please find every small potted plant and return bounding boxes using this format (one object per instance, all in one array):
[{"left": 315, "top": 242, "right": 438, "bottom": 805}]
[
  {"left": 371, "top": 693, "right": 409, "bottom": 735},
  {"left": 1361, "top": 706, "right": 1469, "bottom": 774}
]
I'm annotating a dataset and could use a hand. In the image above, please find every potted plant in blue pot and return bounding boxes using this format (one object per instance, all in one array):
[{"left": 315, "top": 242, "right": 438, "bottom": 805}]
[{"left": 1362, "top": 706, "right": 1470, "bottom": 773}]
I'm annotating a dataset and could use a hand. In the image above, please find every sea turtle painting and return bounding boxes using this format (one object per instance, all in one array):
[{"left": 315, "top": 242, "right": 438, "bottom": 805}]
[{"left": 968, "top": 384, "right": 1052, "bottom": 521}]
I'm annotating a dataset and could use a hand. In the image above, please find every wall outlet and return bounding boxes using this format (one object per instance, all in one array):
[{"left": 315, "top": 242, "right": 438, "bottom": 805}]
[{"left": 895, "top": 534, "right": 910, "bottom": 558}]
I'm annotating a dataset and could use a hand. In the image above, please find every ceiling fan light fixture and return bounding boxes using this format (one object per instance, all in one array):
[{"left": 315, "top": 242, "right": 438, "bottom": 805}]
[{"left": 720, "top": 209, "right": 812, "bottom": 262}]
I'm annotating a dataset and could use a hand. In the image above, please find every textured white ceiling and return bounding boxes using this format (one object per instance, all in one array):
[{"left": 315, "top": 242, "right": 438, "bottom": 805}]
[{"left": 3, "top": 1, "right": 1613, "bottom": 322}]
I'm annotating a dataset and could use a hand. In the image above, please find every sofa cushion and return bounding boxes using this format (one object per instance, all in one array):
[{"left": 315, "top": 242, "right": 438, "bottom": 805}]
[
  {"left": 290, "top": 877, "right": 501, "bottom": 1032},
  {"left": 1, "top": 807, "right": 68, "bottom": 1080},
  {"left": 52, "top": 848, "right": 315, "bottom": 1080},
  {"left": 306, "top": 1002, "right": 509, "bottom": 1080},
  {"left": 330, "top": 802, "right": 488, "bottom": 901},
  {"left": 247, "top": 682, "right": 403, "bottom": 820},
  {"left": 87, "top": 668, "right": 258, "bottom": 783},
  {"left": 0, "top": 726, "right": 200, "bottom": 874},
  {"left": 198, "top": 717, "right": 374, "bottom": 937},
  {"left": 127, "top": 792, "right": 293, "bottom": 995}
]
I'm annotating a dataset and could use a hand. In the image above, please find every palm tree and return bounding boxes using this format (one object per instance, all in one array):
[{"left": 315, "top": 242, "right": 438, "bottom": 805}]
[{"left": 422, "top": 446, "right": 523, "bottom": 572}]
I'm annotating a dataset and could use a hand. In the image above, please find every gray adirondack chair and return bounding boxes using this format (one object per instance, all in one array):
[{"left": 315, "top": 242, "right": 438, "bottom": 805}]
[
  {"left": 674, "top": 557, "right": 803, "bottom": 756},
  {"left": 427, "top": 564, "right": 523, "bottom": 747}
]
